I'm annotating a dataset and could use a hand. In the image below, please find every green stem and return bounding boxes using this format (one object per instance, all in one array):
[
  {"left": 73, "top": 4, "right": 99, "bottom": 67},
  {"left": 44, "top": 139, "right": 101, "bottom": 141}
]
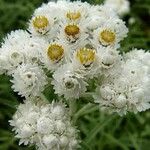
[
  {"left": 73, "top": 103, "right": 99, "bottom": 123},
  {"left": 69, "top": 99, "right": 77, "bottom": 118}
]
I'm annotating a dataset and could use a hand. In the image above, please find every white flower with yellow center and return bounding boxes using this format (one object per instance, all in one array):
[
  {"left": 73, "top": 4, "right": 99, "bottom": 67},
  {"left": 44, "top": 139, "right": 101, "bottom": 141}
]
[
  {"left": 66, "top": 10, "right": 82, "bottom": 22},
  {"left": 52, "top": 63, "right": 88, "bottom": 99},
  {"left": 104, "top": 0, "right": 130, "bottom": 17},
  {"left": 59, "top": 21, "right": 88, "bottom": 47},
  {"left": 29, "top": 1, "right": 67, "bottom": 36},
  {"left": 64, "top": 24, "right": 80, "bottom": 42},
  {"left": 99, "top": 29, "right": 116, "bottom": 46},
  {"left": 72, "top": 43, "right": 101, "bottom": 78},
  {"left": 29, "top": 15, "right": 55, "bottom": 36},
  {"left": 29, "top": 5, "right": 61, "bottom": 38},
  {"left": 92, "top": 18, "right": 128, "bottom": 48},
  {"left": 47, "top": 44, "right": 64, "bottom": 63},
  {"left": 11, "top": 63, "right": 48, "bottom": 98},
  {"left": 10, "top": 99, "right": 79, "bottom": 149},
  {"left": 39, "top": 41, "right": 70, "bottom": 71},
  {"left": 76, "top": 47, "right": 96, "bottom": 68},
  {"left": 65, "top": 1, "right": 90, "bottom": 23},
  {"left": 29, "top": 1, "right": 67, "bottom": 38}
]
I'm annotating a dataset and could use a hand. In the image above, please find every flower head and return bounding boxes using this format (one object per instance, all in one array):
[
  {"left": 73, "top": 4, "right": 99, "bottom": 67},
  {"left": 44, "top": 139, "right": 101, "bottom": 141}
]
[
  {"left": 11, "top": 63, "right": 48, "bottom": 97},
  {"left": 52, "top": 63, "right": 88, "bottom": 99}
]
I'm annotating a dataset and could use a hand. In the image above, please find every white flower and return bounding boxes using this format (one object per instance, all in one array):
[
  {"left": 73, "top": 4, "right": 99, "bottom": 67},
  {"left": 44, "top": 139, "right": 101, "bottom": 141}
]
[
  {"left": 124, "top": 49, "right": 150, "bottom": 70},
  {"left": 64, "top": 1, "right": 90, "bottom": 23},
  {"left": 96, "top": 46, "right": 122, "bottom": 78},
  {"left": 104, "top": 0, "right": 130, "bottom": 16},
  {"left": 52, "top": 63, "right": 88, "bottom": 99},
  {"left": 28, "top": 2, "right": 61, "bottom": 37},
  {"left": 87, "top": 5, "right": 118, "bottom": 30},
  {"left": 40, "top": 1, "right": 67, "bottom": 19},
  {"left": 42, "top": 134, "right": 59, "bottom": 149},
  {"left": 97, "top": 46, "right": 120, "bottom": 68},
  {"left": 0, "top": 30, "right": 29, "bottom": 74},
  {"left": 10, "top": 99, "right": 79, "bottom": 150},
  {"left": 28, "top": 1, "right": 68, "bottom": 38},
  {"left": 0, "top": 30, "right": 47, "bottom": 74},
  {"left": 39, "top": 40, "right": 72, "bottom": 71},
  {"left": 11, "top": 63, "right": 48, "bottom": 98},
  {"left": 9, "top": 100, "right": 40, "bottom": 145},
  {"left": 58, "top": 21, "right": 88, "bottom": 47},
  {"left": 92, "top": 18, "right": 128, "bottom": 48},
  {"left": 37, "top": 116, "right": 55, "bottom": 134},
  {"left": 72, "top": 42, "right": 101, "bottom": 78},
  {"left": 23, "top": 36, "right": 47, "bottom": 64}
]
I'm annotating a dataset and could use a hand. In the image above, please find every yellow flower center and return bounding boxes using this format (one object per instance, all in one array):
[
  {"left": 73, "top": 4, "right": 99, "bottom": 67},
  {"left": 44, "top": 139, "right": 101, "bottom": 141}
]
[
  {"left": 76, "top": 48, "right": 96, "bottom": 66},
  {"left": 66, "top": 11, "right": 81, "bottom": 20},
  {"left": 33, "top": 16, "right": 49, "bottom": 29},
  {"left": 47, "top": 44, "right": 64, "bottom": 62},
  {"left": 65, "top": 24, "right": 80, "bottom": 37},
  {"left": 99, "top": 30, "right": 116, "bottom": 44}
]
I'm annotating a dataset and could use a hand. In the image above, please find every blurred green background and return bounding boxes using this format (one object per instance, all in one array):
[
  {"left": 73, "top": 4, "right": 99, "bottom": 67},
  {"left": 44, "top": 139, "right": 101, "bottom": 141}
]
[{"left": 0, "top": 0, "right": 150, "bottom": 150}]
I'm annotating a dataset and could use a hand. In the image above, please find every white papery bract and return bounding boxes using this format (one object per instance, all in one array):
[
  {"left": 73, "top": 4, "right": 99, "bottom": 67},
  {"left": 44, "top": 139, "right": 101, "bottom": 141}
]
[
  {"left": 52, "top": 63, "right": 88, "bottom": 99},
  {"left": 11, "top": 63, "right": 48, "bottom": 98},
  {"left": 9, "top": 99, "right": 79, "bottom": 150},
  {"left": 104, "top": 0, "right": 130, "bottom": 16}
]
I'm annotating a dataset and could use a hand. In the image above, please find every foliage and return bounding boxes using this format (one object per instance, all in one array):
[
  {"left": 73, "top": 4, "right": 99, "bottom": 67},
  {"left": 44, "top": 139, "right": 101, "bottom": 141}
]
[{"left": 0, "top": 0, "right": 150, "bottom": 150}]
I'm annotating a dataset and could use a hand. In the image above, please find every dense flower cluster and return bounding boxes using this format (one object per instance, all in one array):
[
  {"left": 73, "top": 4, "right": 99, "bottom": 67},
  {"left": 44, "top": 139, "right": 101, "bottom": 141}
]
[
  {"left": 94, "top": 49, "right": 150, "bottom": 115},
  {"left": 0, "top": 0, "right": 149, "bottom": 149},
  {"left": 10, "top": 99, "right": 79, "bottom": 150}
]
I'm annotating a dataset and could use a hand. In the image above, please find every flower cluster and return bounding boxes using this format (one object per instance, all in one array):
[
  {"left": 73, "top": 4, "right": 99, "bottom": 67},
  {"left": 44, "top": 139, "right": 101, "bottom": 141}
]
[
  {"left": 94, "top": 49, "right": 150, "bottom": 115},
  {"left": 0, "top": 0, "right": 149, "bottom": 149},
  {"left": 10, "top": 99, "right": 79, "bottom": 150}
]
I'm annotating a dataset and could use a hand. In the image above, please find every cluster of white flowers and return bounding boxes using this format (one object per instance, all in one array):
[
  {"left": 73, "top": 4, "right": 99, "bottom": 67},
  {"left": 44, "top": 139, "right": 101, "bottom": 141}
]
[
  {"left": 10, "top": 99, "right": 79, "bottom": 150},
  {"left": 94, "top": 49, "right": 150, "bottom": 115},
  {"left": 0, "top": 0, "right": 149, "bottom": 149}
]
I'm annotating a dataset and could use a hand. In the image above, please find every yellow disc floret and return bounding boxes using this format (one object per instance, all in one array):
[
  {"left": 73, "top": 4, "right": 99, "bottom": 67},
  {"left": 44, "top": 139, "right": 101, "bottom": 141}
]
[
  {"left": 66, "top": 11, "right": 81, "bottom": 20},
  {"left": 47, "top": 44, "right": 64, "bottom": 62},
  {"left": 65, "top": 24, "right": 80, "bottom": 37},
  {"left": 99, "top": 30, "right": 116, "bottom": 45},
  {"left": 76, "top": 47, "right": 96, "bottom": 66},
  {"left": 33, "top": 16, "right": 49, "bottom": 29}
]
